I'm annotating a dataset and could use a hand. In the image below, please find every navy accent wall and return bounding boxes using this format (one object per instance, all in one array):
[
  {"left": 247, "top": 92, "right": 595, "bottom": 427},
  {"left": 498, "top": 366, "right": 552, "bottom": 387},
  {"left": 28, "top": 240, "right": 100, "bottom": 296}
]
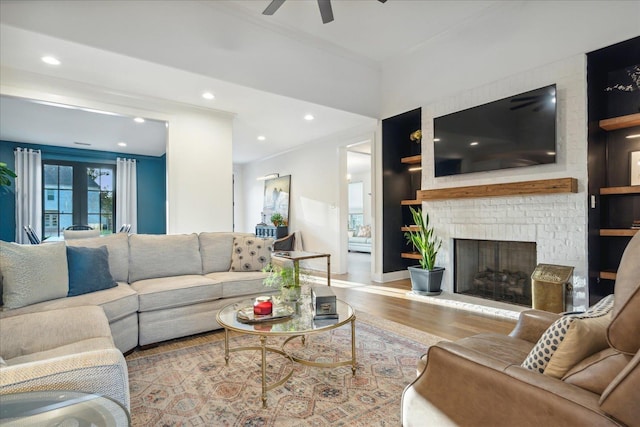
[{"left": 0, "top": 140, "right": 166, "bottom": 242}]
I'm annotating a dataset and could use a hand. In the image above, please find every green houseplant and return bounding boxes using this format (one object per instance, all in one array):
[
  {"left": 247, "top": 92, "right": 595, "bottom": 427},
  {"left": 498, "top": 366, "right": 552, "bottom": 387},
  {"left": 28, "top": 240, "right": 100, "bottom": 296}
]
[
  {"left": 0, "top": 162, "right": 17, "bottom": 187},
  {"left": 270, "top": 212, "right": 285, "bottom": 227},
  {"left": 404, "top": 206, "right": 444, "bottom": 295},
  {"left": 263, "top": 262, "right": 301, "bottom": 302}
]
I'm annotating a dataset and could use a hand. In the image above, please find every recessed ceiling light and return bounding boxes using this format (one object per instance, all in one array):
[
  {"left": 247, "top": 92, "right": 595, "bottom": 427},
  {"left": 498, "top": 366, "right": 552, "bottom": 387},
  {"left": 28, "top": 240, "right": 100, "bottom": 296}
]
[
  {"left": 202, "top": 92, "right": 215, "bottom": 100},
  {"left": 304, "top": 114, "right": 314, "bottom": 121},
  {"left": 134, "top": 117, "right": 145, "bottom": 123},
  {"left": 626, "top": 134, "right": 640, "bottom": 139},
  {"left": 547, "top": 151, "right": 556, "bottom": 156},
  {"left": 117, "top": 142, "right": 127, "bottom": 147},
  {"left": 41, "top": 56, "right": 60, "bottom": 65},
  {"left": 433, "top": 138, "right": 441, "bottom": 142},
  {"left": 257, "top": 135, "right": 266, "bottom": 141},
  {"left": 470, "top": 141, "right": 479, "bottom": 146}
]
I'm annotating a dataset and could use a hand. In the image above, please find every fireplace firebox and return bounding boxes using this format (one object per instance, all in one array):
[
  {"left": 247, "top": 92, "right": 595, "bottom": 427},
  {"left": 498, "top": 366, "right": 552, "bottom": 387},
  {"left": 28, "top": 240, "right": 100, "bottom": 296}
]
[{"left": 454, "top": 239, "right": 536, "bottom": 307}]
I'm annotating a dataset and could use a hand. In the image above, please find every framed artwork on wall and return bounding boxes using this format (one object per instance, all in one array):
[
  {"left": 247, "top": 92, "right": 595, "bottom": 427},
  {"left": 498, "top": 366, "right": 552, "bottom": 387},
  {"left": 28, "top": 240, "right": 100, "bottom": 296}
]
[
  {"left": 631, "top": 151, "right": 640, "bottom": 186},
  {"left": 263, "top": 175, "right": 291, "bottom": 224}
]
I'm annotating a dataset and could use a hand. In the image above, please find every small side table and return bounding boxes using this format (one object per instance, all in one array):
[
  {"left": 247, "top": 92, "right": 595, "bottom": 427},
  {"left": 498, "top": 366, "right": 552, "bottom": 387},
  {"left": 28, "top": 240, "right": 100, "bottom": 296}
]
[
  {"left": 0, "top": 390, "right": 130, "bottom": 426},
  {"left": 272, "top": 251, "right": 331, "bottom": 287}
]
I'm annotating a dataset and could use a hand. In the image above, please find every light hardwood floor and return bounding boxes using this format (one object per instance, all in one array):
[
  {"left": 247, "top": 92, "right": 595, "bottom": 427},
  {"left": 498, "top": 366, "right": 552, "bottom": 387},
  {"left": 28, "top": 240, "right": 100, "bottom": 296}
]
[{"left": 317, "top": 252, "right": 517, "bottom": 341}]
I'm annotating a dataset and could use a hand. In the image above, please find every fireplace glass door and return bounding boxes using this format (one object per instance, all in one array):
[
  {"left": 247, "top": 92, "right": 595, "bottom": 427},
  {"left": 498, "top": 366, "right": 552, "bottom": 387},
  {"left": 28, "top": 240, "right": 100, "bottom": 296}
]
[{"left": 454, "top": 239, "right": 536, "bottom": 307}]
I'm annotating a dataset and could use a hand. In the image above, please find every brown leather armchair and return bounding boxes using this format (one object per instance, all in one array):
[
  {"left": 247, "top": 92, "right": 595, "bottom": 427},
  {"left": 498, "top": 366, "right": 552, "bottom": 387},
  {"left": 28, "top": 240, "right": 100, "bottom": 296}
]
[{"left": 402, "top": 232, "right": 640, "bottom": 426}]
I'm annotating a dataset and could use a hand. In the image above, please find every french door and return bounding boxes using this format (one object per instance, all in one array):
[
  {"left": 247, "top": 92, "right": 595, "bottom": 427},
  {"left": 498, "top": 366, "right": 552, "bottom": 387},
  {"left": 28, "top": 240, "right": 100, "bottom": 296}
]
[{"left": 43, "top": 161, "right": 115, "bottom": 238}]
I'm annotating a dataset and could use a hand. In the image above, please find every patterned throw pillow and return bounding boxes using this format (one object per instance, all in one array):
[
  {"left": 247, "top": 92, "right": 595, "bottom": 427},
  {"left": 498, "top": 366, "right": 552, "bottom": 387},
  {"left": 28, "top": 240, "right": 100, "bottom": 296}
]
[
  {"left": 521, "top": 295, "right": 614, "bottom": 374},
  {"left": 230, "top": 236, "right": 273, "bottom": 272}
]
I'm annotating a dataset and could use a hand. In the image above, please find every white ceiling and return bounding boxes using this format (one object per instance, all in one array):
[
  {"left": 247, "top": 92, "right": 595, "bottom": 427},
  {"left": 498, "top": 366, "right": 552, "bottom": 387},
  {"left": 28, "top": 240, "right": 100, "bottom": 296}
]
[
  {"left": 1, "top": 1, "right": 632, "bottom": 164},
  {"left": 0, "top": 0, "right": 506, "bottom": 162}
]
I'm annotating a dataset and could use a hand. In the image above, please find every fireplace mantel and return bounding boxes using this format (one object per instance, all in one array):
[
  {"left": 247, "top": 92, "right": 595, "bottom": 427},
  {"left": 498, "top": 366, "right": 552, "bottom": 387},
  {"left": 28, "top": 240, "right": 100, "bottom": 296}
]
[{"left": 417, "top": 177, "right": 577, "bottom": 201}]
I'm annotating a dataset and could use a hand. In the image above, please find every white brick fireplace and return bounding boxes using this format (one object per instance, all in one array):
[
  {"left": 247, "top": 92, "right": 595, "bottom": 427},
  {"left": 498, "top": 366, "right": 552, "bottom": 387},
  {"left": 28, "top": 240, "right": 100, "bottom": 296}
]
[{"left": 421, "top": 55, "right": 589, "bottom": 311}]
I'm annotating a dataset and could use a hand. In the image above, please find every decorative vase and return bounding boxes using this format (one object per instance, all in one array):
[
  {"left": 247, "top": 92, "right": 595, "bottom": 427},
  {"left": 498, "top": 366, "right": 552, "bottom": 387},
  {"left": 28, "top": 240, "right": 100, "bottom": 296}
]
[
  {"left": 281, "top": 286, "right": 301, "bottom": 302},
  {"left": 408, "top": 266, "right": 445, "bottom": 296}
]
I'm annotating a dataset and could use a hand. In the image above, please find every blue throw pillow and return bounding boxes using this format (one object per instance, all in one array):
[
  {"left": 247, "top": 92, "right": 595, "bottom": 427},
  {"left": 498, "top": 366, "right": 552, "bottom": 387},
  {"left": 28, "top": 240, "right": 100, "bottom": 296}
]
[{"left": 66, "top": 245, "right": 117, "bottom": 297}]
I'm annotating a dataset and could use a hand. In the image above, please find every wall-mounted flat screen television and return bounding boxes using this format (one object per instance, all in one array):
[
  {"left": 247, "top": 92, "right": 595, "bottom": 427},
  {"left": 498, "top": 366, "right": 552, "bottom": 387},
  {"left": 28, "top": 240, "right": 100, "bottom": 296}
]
[{"left": 434, "top": 84, "right": 557, "bottom": 177}]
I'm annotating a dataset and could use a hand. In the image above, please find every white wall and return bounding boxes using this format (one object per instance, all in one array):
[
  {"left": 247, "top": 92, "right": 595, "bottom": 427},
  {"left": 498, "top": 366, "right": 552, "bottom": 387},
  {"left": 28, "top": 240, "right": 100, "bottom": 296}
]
[
  {"left": 166, "top": 108, "right": 234, "bottom": 234},
  {"left": 238, "top": 125, "right": 376, "bottom": 274}
]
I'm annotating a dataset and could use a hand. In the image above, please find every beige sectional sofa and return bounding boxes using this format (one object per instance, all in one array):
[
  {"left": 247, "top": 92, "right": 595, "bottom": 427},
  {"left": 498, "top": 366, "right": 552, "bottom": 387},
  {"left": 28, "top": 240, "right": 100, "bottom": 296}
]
[
  {"left": 1, "top": 232, "right": 277, "bottom": 352},
  {"left": 0, "top": 232, "right": 278, "bottom": 409}
]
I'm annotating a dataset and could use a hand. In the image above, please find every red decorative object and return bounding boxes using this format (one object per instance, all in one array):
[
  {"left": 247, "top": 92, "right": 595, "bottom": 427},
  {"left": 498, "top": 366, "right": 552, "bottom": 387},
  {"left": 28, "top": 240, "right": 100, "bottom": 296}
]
[{"left": 253, "top": 297, "right": 273, "bottom": 315}]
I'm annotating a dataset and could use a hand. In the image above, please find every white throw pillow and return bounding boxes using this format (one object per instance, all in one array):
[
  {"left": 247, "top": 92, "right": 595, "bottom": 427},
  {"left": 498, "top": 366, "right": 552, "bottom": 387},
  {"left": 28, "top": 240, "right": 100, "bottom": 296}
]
[{"left": 0, "top": 241, "right": 69, "bottom": 309}]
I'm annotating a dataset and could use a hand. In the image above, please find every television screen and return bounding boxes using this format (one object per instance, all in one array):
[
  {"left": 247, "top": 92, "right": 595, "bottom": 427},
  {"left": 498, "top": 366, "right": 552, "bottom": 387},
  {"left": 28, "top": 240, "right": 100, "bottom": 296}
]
[{"left": 434, "top": 84, "right": 557, "bottom": 177}]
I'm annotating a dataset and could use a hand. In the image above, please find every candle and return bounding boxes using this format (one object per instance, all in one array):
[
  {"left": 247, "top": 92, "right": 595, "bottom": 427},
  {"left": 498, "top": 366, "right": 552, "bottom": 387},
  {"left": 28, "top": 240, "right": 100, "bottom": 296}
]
[{"left": 254, "top": 296, "right": 273, "bottom": 315}]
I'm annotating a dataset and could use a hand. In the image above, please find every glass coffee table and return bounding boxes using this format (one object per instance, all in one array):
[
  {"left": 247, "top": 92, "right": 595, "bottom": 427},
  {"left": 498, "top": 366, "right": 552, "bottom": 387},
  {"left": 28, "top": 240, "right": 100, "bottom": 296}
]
[{"left": 216, "top": 294, "right": 356, "bottom": 408}]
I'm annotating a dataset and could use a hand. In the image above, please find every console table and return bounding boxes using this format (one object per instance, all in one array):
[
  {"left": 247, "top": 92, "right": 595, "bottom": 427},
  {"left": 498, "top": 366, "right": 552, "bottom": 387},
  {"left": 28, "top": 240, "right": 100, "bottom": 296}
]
[{"left": 255, "top": 224, "right": 288, "bottom": 239}]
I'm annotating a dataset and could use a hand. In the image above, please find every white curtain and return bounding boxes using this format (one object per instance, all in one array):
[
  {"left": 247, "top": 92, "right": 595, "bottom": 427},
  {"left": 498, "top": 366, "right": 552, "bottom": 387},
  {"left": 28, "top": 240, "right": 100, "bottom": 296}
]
[
  {"left": 14, "top": 148, "right": 42, "bottom": 244},
  {"left": 116, "top": 158, "right": 137, "bottom": 234}
]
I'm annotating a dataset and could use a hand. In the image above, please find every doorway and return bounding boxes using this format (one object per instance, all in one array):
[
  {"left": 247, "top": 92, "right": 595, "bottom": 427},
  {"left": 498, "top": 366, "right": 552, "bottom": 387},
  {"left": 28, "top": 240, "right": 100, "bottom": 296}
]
[{"left": 346, "top": 141, "right": 372, "bottom": 282}]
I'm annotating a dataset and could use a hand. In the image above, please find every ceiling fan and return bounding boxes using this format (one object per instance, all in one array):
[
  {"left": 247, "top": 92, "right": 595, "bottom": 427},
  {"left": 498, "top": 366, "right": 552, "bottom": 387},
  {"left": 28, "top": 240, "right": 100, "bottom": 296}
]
[{"left": 263, "top": 0, "right": 387, "bottom": 24}]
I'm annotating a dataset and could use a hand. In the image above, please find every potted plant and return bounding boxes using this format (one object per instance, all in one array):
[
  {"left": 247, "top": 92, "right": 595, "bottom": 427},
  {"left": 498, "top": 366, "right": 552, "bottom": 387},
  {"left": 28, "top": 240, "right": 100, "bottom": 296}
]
[
  {"left": 0, "top": 162, "right": 17, "bottom": 187},
  {"left": 270, "top": 212, "right": 285, "bottom": 227},
  {"left": 404, "top": 206, "right": 444, "bottom": 295},
  {"left": 263, "top": 262, "right": 301, "bottom": 302}
]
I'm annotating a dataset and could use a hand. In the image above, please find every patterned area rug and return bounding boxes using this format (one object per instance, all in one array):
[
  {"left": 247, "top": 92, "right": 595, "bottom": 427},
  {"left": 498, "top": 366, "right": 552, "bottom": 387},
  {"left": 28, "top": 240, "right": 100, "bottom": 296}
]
[{"left": 126, "top": 312, "right": 445, "bottom": 426}]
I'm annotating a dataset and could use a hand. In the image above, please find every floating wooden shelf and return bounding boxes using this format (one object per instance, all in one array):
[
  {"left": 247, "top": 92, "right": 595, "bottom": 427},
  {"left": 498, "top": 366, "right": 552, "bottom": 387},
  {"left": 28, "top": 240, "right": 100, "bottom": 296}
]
[
  {"left": 401, "top": 155, "right": 422, "bottom": 165},
  {"left": 401, "top": 199, "right": 422, "bottom": 206},
  {"left": 401, "top": 252, "right": 422, "bottom": 260},
  {"left": 599, "top": 113, "right": 640, "bottom": 131},
  {"left": 599, "top": 229, "right": 638, "bottom": 237},
  {"left": 401, "top": 226, "right": 420, "bottom": 232},
  {"left": 599, "top": 271, "right": 617, "bottom": 281},
  {"left": 417, "top": 178, "right": 578, "bottom": 201},
  {"left": 600, "top": 186, "right": 640, "bottom": 195}
]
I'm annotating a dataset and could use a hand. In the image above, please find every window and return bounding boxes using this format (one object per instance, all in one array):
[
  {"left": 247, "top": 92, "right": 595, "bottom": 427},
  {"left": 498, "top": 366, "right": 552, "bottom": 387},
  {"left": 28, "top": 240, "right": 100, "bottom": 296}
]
[
  {"left": 348, "top": 181, "right": 364, "bottom": 231},
  {"left": 43, "top": 161, "right": 115, "bottom": 238}
]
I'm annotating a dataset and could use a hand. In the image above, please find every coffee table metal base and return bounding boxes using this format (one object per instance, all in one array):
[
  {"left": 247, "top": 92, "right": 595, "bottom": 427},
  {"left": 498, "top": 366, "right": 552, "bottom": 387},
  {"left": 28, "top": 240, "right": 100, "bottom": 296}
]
[{"left": 223, "top": 317, "right": 357, "bottom": 408}]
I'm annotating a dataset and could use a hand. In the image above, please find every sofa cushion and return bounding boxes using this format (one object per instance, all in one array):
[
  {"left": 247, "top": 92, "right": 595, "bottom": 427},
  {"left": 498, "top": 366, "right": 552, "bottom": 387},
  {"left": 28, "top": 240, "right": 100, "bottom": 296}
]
[
  {"left": 521, "top": 295, "right": 614, "bottom": 374},
  {"left": 67, "top": 246, "right": 117, "bottom": 297},
  {"left": 129, "top": 234, "right": 202, "bottom": 282},
  {"left": 229, "top": 236, "right": 273, "bottom": 272},
  {"left": 562, "top": 348, "right": 632, "bottom": 395},
  {"left": 66, "top": 233, "right": 129, "bottom": 282},
  {"left": 0, "top": 283, "right": 138, "bottom": 324},
  {"left": 205, "top": 271, "right": 273, "bottom": 298},
  {"left": 0, "top": 241, "right": 68, "bottom": 309},
  {"left": 199, "top": 232, "right": 236, "bottom": 273},
  {"left": 131, "top": 275, "right": 222, "bottom": 312},
  {"left": 0, "top": 305, "right": 112, "bottom": 360}
]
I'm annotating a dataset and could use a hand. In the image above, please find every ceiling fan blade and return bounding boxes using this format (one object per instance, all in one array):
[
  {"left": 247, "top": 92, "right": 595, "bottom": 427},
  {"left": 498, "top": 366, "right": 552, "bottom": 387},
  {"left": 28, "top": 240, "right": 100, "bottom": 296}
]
[
  {"left": 317, "top": 0, "right": 334, "bottom": 24},
  {"left": 263, "top": 0, "right": 286, "bottom": 15}
]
